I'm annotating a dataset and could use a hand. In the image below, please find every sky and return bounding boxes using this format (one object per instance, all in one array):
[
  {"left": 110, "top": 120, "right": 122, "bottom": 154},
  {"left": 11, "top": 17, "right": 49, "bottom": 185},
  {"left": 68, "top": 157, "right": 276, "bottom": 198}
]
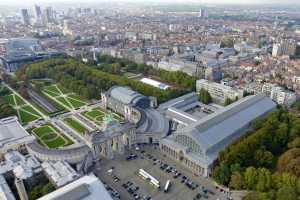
[{"left": 1, "top": 0, "right": 300, "bottom": 5}]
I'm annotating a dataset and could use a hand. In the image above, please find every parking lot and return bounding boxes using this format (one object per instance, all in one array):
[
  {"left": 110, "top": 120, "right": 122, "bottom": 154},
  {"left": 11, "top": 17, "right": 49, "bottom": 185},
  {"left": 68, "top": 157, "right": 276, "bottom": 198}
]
[{"left": 93, "top": 145, "right": 229, "bottom": 200}]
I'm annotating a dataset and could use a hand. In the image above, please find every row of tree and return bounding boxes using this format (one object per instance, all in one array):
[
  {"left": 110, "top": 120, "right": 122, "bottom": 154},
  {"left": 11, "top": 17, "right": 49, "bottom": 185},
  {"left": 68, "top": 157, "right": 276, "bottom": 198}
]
[
  {"left": 96, "top": 54, "right": 196, "bottom": 90},
  {"left": 212, "top": 108, "right": 300, "bottom": 199},
  {"left": 19, "top": 58, "right": 188, "bottom": 103},
  {"left": 0, "top": 85, "right": 16, "bottom": 119},
  {"left": 198, "top": 88, "right": 212, "bottom": 104},
  {"left": 0, "top": 98, "right": 16, "bottom": 119}
]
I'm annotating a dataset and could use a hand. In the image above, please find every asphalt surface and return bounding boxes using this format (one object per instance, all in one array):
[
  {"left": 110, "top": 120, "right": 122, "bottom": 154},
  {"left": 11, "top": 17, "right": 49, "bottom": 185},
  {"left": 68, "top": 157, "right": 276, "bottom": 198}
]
[{"left": 93, "top": 145, "right": 229, "bottom": 200}]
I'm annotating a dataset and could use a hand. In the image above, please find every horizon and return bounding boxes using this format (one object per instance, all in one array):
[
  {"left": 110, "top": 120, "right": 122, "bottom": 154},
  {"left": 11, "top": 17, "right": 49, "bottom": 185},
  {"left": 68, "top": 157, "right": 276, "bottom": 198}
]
[{"left": 1, "top": 0, "right": 300, "bottom": 6}]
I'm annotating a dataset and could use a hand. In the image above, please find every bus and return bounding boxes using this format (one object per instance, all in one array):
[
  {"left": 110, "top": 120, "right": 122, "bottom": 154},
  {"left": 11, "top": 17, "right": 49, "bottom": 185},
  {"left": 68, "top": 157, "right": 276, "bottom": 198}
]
[
  {"left": 138, "top": 169, "right": 160, "bottom": 188},
  {"left": 164, "top": 180, "right": 171, "bottom": 193}
]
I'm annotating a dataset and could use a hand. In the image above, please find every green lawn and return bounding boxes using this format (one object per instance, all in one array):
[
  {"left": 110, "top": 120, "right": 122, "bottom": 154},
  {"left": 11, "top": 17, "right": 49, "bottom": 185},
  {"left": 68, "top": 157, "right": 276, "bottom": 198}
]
[
  {"left": 19, "top": 109, "right": 40, "bottom": 124},
  {"left": 83, "top": 108, "right": 122, "bottom": 125},
  {"left": 44, "top": 85, "right": 61, "bottom": 94},
  {"left": 15, "top": 95, "right": 26, "bottom": 105},
  {"left": 22, "top": 105, "right": 41, "bottom": 116},
  {"left": 83, "top": 109, "right": 105, "bottom": 123},
  {"left": 66, "top": 97, "right": 86, "bottom": 108},
  {"left": 3, "top": 94, "right": 42, "bottom": 124},
  {"left": 31, "top": 124, "right": 73, "bottom": 149},
  {"left": 43, "top": 84, "right": 87, "bottom": 111},
  {"left": 56, "top": 96, "right": 73, "bottom": 109},
  {"left": 63, "top": 117, "right": 88, "bottom": 134},
  {"left": 3, "top": 95, "right": 16, "bottom": 105}
]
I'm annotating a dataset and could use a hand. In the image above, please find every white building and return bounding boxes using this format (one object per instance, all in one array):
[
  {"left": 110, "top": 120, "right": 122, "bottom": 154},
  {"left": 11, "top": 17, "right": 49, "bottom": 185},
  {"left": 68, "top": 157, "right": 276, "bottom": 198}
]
[
  {"left": 140, "top": 78, "right": 170, "bottom": 90},
  {"left": 262, "top": 83, "right": 297, "bottom": 106},
  {"left": 0, "top": 117, "right": 35, "bottom": 155},
  {"left": 272, "top": 39, "right": 297, "bottom": 57},
  {"left": 0, "top": 175, "right": 16, "bottom": 200},
  {"left": 38, "top": 174, "right": 113, "bottom": 200},
  {"left": 41, "top": 161, "right": 80, "bottom": 187},
  {"left": 196, "top": 79, "right": 244, "bottom": 105},
  {"left": 0, "top": 151, "right": 41, "bottom": 180}
]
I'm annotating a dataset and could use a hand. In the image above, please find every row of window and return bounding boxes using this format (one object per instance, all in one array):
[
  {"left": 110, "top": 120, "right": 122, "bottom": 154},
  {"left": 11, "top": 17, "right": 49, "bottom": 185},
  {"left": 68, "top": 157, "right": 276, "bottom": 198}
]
[{"left": 174, "top": 135, "right": 202, "bottom": 155}]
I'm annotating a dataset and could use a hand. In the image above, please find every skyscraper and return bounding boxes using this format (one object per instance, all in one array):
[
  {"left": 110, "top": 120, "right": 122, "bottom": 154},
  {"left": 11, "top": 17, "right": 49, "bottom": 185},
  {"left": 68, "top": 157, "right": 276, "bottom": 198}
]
[
  {"left": 34, "top": 5, "right": 42, "bottom": 25},
  {"left": 198, "top": 8, "right": 208, "bottom": 18},
  {"left": 34, "top": 5, "right": 42, "bottom": 19},
  {"left": 21, "top": 9, "right": 30, "bottom": 25},
  {"left": 44, "top": 6, "right": 55, "bottom": 23}
]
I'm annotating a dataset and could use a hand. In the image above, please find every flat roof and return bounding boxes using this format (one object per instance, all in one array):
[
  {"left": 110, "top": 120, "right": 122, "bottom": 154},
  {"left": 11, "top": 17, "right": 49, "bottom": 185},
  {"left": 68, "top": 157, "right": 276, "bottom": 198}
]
[
  {"left": 140, "top": 78, "right": 170, "bottom": 90},
  {"left": 38, "top": 174, "right": 113, "bottom": 200},
  {"left": 180, "top": 95, "right": 276, "bottom": 153},
  {"left": 0, "top": 117, "right": 35, "bottom": 152}
]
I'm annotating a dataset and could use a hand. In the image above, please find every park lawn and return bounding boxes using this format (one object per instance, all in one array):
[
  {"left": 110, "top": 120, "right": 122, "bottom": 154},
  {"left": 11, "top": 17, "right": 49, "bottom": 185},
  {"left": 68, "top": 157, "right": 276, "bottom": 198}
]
[
  {"left": 32, "top": 124, "right": 73, "bottom": 149},
  {"left": 64, "top": 117, "right": 87, "bottom": 134},
  {"left": 66, "top": 97, "right": 86, "bottom": 108},
  {"left": 15, "top": 95, "right": 26, "bottom": 105},
  {"left": 68, "top": 94, "right": 87, "bottom": 102},
  {"left": 43, "top": 89, "right": 60, "bottom": 98},
  {"left": 21, "top": 106, "right": 42, "bottom": 117},
  {"left": 83, "top": 110, "right": 105, "bottom": 123},
  {"left": 19, "top": 109, "right": 40, "bottom": 124},
  {"left": 3, "top": 95, "right": 16, "bottom": 106},
  {"left": 87, "top": 109, "right": 105, "bottom": 118},
  {"left": 56, "top": 96, "right": 73, "bottom": 109},
  {"left": 44, "top": 85, "right": 61, "bottom": 95}
]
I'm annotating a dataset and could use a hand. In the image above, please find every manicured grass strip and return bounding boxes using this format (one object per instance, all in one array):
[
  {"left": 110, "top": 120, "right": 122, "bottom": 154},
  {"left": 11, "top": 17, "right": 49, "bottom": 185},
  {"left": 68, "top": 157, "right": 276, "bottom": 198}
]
[
  {"left": 19, "top": 110, "right": 40, "bottom": 124},
  {"left": 43, "top": 84, "right": 87, "bottom": 111},
  {"left": 63, "top": 117, "right": 87, "bottom": 134},
  {"left": 68, "top": 94, "right": 87, "bottom": 102},
  {"left": 31, "top": 124, "right": 73, "bottom": 149},
  {"left": 56, "top": 96, "right": 74, "bottom": 109},
  {"left": 44, "top": 85, "right": 61, "bottom": 95},
  {"left": 66, "top": 97, "right": 86, "bottom": 108},
  {"left": 21, "top": 106, "right": 42, "bottom": 117},
  {"left": 43, "top": 89, "right": 60, "bottom": 97},
  {"left": 87, "top": 110, "right": 105, "bottom": 119},
  {"left": 3, "top": 95, "right": 16, "bottom": 106},
  {"left": 82, "top": 108, "right": 122, "bottom": 125},
  {"left": 14, "top": 95, "right": 26, "bottom": 105},
  {"left": 3, "top": 94, "right": 42, "bottom": 124}
]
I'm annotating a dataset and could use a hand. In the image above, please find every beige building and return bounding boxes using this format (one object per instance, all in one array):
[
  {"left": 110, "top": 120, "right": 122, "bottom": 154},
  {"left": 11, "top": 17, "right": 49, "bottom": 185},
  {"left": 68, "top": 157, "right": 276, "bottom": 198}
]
[{"left": 196, "top": 79, "right": 244, "bottom": 105}]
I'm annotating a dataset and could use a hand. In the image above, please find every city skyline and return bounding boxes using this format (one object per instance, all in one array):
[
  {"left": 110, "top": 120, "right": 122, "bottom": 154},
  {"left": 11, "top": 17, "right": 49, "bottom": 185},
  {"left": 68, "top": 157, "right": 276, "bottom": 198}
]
[{"left": 1, "top": 0, "right": 300, "bottom": 5}]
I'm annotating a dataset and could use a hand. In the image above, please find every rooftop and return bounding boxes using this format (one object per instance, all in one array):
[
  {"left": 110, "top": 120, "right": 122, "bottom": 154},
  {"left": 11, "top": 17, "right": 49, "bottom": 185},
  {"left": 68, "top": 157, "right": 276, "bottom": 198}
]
[
  {"left": 42, "top": 161, "right": 79, "bottom": 187},
  {"left": 0, "top": 117, "right": 35, "bottom": 153},
  {"left": 180, "top": 95, "right": 276, "bottom": 155},
  {"left": 38, "top": 174, "right": 113, "bottom": 200}
]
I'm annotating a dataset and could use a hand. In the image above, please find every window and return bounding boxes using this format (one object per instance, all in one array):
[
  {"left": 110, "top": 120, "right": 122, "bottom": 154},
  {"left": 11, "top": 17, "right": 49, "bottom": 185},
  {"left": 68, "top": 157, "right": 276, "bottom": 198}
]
[{"left": 175, "top": 135, "right": 202, "bottom": 155}]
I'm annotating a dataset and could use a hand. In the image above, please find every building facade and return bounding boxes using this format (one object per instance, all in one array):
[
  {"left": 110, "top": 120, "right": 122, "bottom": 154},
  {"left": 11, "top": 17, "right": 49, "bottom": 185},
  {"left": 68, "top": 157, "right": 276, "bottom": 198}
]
[
  {"left": 160, "top": 95, "right": 276, "bottom": 177},
  {"left": 101, "top": 86, "right": 169, "bottom": 144},
  {"left": 196, "top": 79, "right": 244, "bottom": 105}
]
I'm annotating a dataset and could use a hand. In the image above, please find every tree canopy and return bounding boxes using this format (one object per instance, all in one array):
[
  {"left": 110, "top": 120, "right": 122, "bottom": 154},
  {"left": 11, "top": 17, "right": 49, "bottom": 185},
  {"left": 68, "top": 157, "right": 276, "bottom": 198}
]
[
  {"left": 199, "top": 88, "right": 212, "bottom": 104},
  {"left": 212, "top": 108, "right": 300, "bottom": 199}
]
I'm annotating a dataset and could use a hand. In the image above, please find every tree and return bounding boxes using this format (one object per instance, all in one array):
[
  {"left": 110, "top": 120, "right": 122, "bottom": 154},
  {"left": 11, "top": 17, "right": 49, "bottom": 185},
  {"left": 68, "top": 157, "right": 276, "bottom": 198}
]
[
  {"left": 254, "top": 149, "right": 274, "bottom": 168},
  {"left": 277, "top": 148, "right": 300, "bottom": 176},
  {"left": 244, "top": 167, "right": 259, "bottom": 190},
  {"left": 243, "top": 192, "right": 260, "bottom": 200},
  {"left": 229, "top": 172, "right": 244, "bottom": 189},
  {"left": 256, "top": 168, "right": 272, "bottom": 192},
  {"left": 0, "top": 98, "right": 16, "bottom": 118},
  {"left": 224, "top": 98, "right": 234, "bottom": 106},
  {"left": 220, "top": 38, "right": 234, "bottom": 48},
  {"left": 276, "top": 186, "right": 297, "bottom": 200},
  {"left": 0, "top": 86, "right": 10, "bottom": 96},
  {"left": 199, "top": 88, "right": 212, "bottom": 104},
  {"left": 288, "top": 137, "right": 300, "bottom": 149},
  {"left": 213, "top": 164, "right": 231, "bottom": 185}
]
